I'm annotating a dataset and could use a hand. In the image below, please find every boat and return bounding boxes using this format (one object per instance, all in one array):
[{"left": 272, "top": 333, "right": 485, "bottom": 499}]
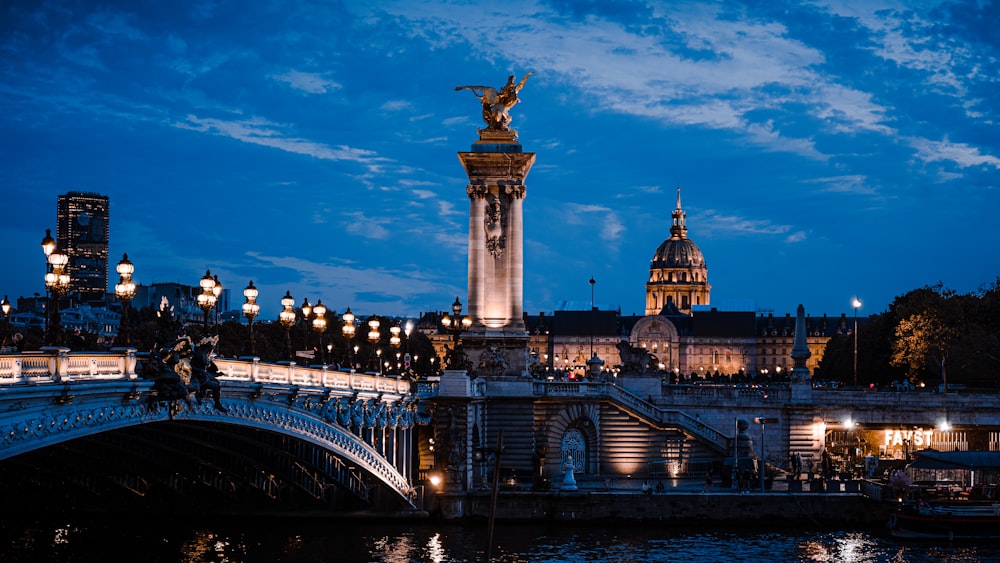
[
  {"left": 887, "top": 450, "right": 1000, "bottom": 539},
  {"left": 889, "top": 500, "right": 1000, "bottom": 539}
]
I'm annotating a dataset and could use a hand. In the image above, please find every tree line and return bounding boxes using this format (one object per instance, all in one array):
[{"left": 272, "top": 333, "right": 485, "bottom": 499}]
[{"left": 817, "top": 278, "right": 1000, "bottom": 388}]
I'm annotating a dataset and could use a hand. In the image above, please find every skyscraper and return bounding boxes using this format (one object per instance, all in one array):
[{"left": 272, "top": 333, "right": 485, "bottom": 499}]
[{"left": 56, "top": 192, "right": 109, "bottom": 302}]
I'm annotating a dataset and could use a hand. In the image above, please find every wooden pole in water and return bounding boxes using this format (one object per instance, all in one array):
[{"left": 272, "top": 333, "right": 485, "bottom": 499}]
[{"left": 485, "top": 429, "right": 503, "bottom": 562}]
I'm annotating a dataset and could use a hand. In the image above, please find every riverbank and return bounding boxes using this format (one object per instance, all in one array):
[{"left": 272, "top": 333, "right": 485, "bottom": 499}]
[{"left": 429, "top": 477, "right": 892, "bottom": 525}]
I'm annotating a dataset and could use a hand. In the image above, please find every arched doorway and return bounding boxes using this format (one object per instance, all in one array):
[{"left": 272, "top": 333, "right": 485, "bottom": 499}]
[{"left": 561, "top": 428, "right": 587, "bottom": 473}]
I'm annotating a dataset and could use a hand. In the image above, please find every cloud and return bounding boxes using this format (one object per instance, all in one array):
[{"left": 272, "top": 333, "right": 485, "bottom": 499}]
[
  {"left": 561, "top": 202, "right": 625, "bottom": 242},
  {"left": 178, "top": 115, "right": 388, "bottom": 166},
  {"left": 808, "top": 175, "right": 877, "bottom": 195},
  {"left": 344, "top": 211, "right": 391, "bottom": 240},
  {"left": 694, "top": 210, "right": 793, "bottom": 238},
  {"left": 245, "top": 251, "right": 443, "bottom": 304},
  {"left": 909, "top": 136, "right": 1000, "bottom": 170},
  {"left": 372, "top": 1, "right": 896, "bottom": 160},
  {"left": 785, "top": 231, "right": 807, "bottom": 243},
  {"left": 381, "top": 100, "right": 412, "bottom": 111},
  {"left": 271, "top": 70, "right": 341, "bottom": 94}
]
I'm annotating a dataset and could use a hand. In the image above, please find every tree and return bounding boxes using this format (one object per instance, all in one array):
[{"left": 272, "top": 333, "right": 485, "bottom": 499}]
[{"left": 891, "top": 310, "right": 956, "bottom": 388}]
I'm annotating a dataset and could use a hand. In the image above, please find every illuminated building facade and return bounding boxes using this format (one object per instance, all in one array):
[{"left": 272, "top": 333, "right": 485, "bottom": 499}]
[
  {"left": 645, "top": 187, "right": 710, "bottom": 316},
  {"left": 57, "top": 192, "right": 110, "bottom": 302}
]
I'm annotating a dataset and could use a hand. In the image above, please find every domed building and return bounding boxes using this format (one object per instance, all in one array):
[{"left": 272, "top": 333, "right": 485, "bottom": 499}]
[{"left": 645, "top": 188, "right": 711, "bottom": 316}]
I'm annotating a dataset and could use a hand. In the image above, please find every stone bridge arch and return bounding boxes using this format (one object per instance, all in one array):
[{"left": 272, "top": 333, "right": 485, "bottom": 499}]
[{"left": 0, "top": 379, "right": 418, "bottom": 511}]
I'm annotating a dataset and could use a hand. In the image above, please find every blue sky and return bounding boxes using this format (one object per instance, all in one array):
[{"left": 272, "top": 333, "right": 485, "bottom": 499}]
[{"left": 1, "top": 0, "right": 997, "bottom": 321}]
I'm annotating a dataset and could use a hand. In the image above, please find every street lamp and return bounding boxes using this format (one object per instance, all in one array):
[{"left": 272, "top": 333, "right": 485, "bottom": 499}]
[
  {"left": 1, "top": 295, "right": 11, "bottom": 351},
  {"left": 312, "top": 299, "right": 327, "bottom": 365},
  {"left": 197, "top": 270, "right": 217, "bottom": 331},
  {"left": 45, "top": 246, "right": 70, "bottom": 346},
  {"left": 341, "top": 307, "right": 356, "bottom": 370},
  {"left": 852, "top": 297, "right": 862, "bottom": 386},
  {"left": 368, "top": 318, "right": 381, "bottom": 371},
  {"left": 300, "top": 297, "right": 312, "bottom": 353},
  {"left": 242, "top": 280, "right": 260, "bottom": 356},
  {"left": 754, "top": 417, "right": 779, "bottom": 492},
  {"left": 389, "top": 324, "right": 402, "bottom": 374},
  {"left": 114, "top": 253, "right": 136, "bottom": 347},
  {"left": 212, "top": 274, "right": 223, "bottom": 324},
  {"left": 404, "top": 320, "right": 414, "bottom": 375},
  {"left": 278, "top": 291, "right": 296, "bottom": 361},
  {"left": 40, "top": 229, "right": 56, "bottom": 338},
  {"left": 441, "top": 297, "right": 472, "bottom": 369}
]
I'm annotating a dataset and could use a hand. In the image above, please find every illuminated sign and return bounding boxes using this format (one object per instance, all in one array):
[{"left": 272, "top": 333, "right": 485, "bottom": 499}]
[{"left": 884, "top": 429, "right": 933, "bottom": 447}]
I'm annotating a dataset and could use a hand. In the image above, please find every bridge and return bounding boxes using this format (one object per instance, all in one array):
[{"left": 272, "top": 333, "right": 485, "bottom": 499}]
[{"left": 0, "top": 348, "right": 430, "bottom": 514}]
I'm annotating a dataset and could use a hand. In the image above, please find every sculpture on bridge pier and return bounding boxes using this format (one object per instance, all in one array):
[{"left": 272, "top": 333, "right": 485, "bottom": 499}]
[
  {"left": 616, "top": 340, "right": 656, "bottom": 374},
  {"left": 140, "top": 334, "right": 226, "bottom": 414}
]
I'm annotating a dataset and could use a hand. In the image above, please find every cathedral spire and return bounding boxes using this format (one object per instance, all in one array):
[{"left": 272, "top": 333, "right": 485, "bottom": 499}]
[{"left": 670, "top": 185, "right": 687, "bottom": 239}]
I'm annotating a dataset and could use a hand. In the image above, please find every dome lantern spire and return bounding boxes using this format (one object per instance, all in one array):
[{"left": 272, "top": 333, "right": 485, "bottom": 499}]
[{"left": 670, "top": 185, "right": 687, "bottom": 239}]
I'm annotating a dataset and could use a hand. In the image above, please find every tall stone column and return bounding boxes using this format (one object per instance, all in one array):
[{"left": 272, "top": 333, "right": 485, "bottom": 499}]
[{"left": 456, "top": 130, "right": 534, "bottom": 377}]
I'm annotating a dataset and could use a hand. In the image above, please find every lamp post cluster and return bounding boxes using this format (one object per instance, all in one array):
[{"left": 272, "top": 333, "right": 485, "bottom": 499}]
[
  {"left": 114, "top": 253, "right": 136, "bottom": 347},
  {"left": 41, "top": 228, "right": 70, "bottom": 347},
  {"left": 242, "top": 281, "right": 260, "bottom": 356},
  {"left": 312, "top": 300, "right": 327, "bottom": 365},
  {"left": 196, "top": 270, "right": 221, "bottom": 331},
  {"left": 441, "top": 297, "right": 472, "bottom": 369},
  {"left": 341, "top": 307, "right": 356, "bottom": 370},
  {"left": 278, "top": 291, "right": 296, "bottom": 361}
]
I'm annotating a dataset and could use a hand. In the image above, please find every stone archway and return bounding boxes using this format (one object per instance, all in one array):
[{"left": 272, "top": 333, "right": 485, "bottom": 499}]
[{"left": 561, "top": 428, "right": 587, "bottom": 473}]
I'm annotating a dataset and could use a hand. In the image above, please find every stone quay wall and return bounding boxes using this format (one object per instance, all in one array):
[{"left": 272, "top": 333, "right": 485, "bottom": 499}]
[{"left": 437, "top": 491, "right": 890, "bottom": 526}]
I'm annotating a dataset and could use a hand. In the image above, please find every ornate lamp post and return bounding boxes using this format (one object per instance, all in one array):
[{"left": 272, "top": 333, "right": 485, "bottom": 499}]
[
  {"left": 1, "top": 295, "right": 11, "bottom": 351},
  {"left": 403, "top": 320, "right": 414, "bottom": 376},
  {"left": 114, "top": 253, "right": 136, "bottom": 347},
  {"left": 300, "top": 297, "right": 312, "bottom": 354},
  {"left": 312, "top": 299, "right": 327, "bottom": 365},
  {"left": 341, "top": 307, "right": 356, "bottom": 370},
  {"left": 441, "top": 297, "right": 472, "bottom": 369},
  {"left": 242, "top": 280, "right": 260, "bottom": 356},
  {"left": 196, "top": 270, "right": 218, "bottom": 331},
  {"left": 367, "top": 317, "right": 381, "bottom": 371},
  {"left": 212, "top": 274, "right": 223, "bottom": 324},
  {"left": 852, "top": 297, "right": 862, "bottom": 386},
  {"left": 40, "top": 229, "right": 56, "bottom": 337},
  {"left": 45, "top": 247, "right": 70, "bottom": 346},
  {"left": 278, "top": 291, "right": 296, "bottom": 361},
  {"left": 389, "top": 324, "right": 402, "bottom": 374}
]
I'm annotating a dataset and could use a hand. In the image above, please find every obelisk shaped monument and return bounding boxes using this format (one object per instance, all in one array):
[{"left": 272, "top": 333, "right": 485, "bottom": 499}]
[{"left": 454, "top": 73, "right": 535, "bottom": 377}]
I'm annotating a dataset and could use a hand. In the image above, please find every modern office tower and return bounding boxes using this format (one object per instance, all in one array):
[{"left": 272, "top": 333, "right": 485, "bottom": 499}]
[{"left": 56, "top": 192, "right": 110, "bottom": 302}]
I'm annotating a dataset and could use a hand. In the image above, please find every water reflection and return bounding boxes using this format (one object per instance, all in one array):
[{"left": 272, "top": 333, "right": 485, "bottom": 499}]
[{"left": 3, "top": 517, "right": 1000, "bottom": 562}]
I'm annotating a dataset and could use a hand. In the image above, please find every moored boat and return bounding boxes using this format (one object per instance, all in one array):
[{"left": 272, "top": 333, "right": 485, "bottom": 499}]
[{"left": 889, "top": 500, "right": 1000, "bottom": 539}]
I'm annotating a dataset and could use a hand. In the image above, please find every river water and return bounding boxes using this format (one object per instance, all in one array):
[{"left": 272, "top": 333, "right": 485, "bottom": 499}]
[{"left": 2, "top": 515, "right": 998, "bottom": 562}]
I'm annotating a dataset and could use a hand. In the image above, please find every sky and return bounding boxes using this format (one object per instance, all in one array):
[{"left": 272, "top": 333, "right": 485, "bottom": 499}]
[{"left": 1, "top": 0, "right": 997, "bottom": 322}]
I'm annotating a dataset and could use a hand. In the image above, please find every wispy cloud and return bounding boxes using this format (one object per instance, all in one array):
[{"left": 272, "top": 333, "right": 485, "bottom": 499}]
[
  {"left": 178, "top": 115, "right": 388, "bottom": 166},
  {"left": 694, "top": 210, "right": 794, "bottom": 238},
  {"left": 563, "top": 202, "right": 625, "bottom": 242},
  {"left": 910, "top": 137, "right": 1000, "bottom": 170},
  {"left": 344, "top": 211, "right": 391, "bottom": 240},
  {"left": 375, "top": 1, "right": 902, "bottom": 163},
  {"left": 808, "top": 175, "right": 878, "bottom": 195},
  {"left": 271, "top": 70, "right": 341, "bottom": 94}
]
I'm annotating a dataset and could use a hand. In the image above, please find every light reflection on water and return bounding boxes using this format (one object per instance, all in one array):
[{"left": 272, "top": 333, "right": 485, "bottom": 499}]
[{"left": 2, "top": 517, "right": 1000, "bottom": 562}]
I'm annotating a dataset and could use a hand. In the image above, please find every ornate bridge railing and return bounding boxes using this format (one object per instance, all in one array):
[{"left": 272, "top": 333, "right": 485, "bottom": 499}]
[{"left": 0, "top": 349, "right": 422, "bottom": 506}]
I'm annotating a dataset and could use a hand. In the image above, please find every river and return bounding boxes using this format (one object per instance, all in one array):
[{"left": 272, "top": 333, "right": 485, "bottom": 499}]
[{"left": 2, "top": 515, "right": 998, "bottom": 562}]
